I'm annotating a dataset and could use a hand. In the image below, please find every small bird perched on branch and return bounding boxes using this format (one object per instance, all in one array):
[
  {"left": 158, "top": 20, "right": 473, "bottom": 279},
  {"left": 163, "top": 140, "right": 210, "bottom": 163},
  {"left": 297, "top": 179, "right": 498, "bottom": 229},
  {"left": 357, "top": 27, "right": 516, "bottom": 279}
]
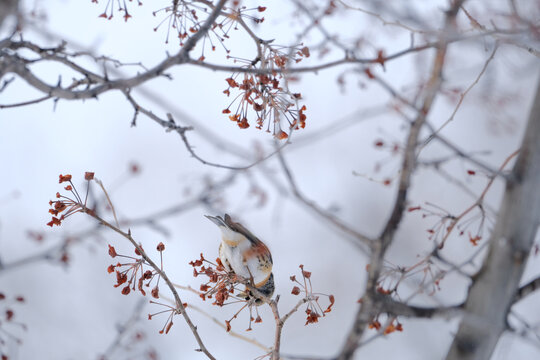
[{"left": 205, "top": 214, "right": 274, "bottom": 304}]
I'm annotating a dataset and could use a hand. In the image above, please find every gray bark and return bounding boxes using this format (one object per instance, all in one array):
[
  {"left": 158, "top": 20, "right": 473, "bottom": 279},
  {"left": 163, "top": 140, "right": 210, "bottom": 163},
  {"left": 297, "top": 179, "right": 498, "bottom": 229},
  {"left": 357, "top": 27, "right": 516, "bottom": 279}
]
[
  {"left": 445, "top": 76, "right": 540, "bottom": 359},
  {"left": 0, "top": 0, "right": 18, "bottom": 29}
]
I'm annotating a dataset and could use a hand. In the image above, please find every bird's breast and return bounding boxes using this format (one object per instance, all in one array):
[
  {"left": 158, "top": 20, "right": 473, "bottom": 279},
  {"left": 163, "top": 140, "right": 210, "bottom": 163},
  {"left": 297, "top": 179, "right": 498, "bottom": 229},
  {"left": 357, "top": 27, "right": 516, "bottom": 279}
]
[
  {"left": 220, "top": 240, "right": 272, "bottom": 286},
  {"left": 220, "top": 240, "right": 251, "bottom": 278}
]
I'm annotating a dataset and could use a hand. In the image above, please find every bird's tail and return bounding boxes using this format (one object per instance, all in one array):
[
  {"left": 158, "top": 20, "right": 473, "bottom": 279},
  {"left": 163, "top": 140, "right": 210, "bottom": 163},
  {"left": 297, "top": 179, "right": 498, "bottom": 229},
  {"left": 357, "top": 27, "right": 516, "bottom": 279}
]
[{"left": 204, "top": 214, "right": 227, "bottom": 227}]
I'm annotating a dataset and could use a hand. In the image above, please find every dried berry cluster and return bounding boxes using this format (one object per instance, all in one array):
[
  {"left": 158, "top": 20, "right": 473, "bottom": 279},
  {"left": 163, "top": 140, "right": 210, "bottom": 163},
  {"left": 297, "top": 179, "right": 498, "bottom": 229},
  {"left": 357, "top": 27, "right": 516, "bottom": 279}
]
[
  {"left": 189, "top": 253, "right": 266, "bottom": 332},
  {"left": 147, "top": 298, "right": 187, "bottom": 335},
  {"left": 47, "top": 173, "right": 94, "bottom": 227},
  {"left": 407, "top": 202, "right": 485, "bottom": 248},
  {"left": 96, "top": 0, "right": 267, "bottom": 51},
  {"left": 223, "top": 46, "right": 309, "bottom": 139},
  {"left": 152, "top": 1, "right": 208, "bottom": 46},
  {"left": 368, "top": 316, "right": 403, "bottom": 335},
  {"left": 290, "top": 265, "right": 335, "bottom": 325},
  {"left": 189, "top": 253, "right": 239, "bottom": 306},
  {"left": 370, "top": 256, "right": 445, "bottom": 300},
  {"left": 91, "top": 0, "right": 308, "bottom": 139},
  {"left": 107, "top": 234, "right": 185, "bottom": 335},
  {"left": 155, "top": 2, "right": 267, "bottom": 48},
  {"left": 107, "top": 243, "right": 165, "bottom": 298},
  {"left": 94, "top": 0, "right": 141, "bottom": 22},
  {"left": 46, "top": 172, "right": 187, "bottom": 336},
  {"left": 0, "top": 293, "right": 26, "bottom": 360},
  {"left": 362, "top": 257, "right": 448, "bottom": 336}
]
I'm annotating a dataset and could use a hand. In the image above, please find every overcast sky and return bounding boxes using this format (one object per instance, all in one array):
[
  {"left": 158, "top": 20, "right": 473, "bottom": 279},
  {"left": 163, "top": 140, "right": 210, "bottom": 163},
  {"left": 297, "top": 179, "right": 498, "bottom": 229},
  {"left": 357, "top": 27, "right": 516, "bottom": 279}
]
[{"left": 1, "top": 1, "right": 539, "bottom": 359}]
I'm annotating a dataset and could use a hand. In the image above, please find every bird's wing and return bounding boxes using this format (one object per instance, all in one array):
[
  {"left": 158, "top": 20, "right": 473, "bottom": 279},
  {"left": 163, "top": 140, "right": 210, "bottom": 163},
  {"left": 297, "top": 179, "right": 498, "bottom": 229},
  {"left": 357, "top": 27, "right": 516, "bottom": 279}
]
[
  {"left": 224, "top": 214, "right": 262, "bottom": 245},
  {"left": 224, "top": 214, "right": 273, "bottom": 264}
]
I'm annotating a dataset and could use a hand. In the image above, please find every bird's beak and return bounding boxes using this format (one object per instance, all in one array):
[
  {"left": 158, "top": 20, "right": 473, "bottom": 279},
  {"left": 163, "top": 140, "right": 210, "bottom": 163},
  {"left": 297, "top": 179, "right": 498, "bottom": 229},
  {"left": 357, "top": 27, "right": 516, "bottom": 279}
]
[{"left": 205, "top": 215, "right": 226, "bottom": 227}]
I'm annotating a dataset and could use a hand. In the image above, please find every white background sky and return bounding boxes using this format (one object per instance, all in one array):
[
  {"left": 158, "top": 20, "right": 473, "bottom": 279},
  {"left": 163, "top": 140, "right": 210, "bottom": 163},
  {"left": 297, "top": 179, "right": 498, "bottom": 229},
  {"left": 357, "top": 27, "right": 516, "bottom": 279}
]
[{"left": 1, "top": 0, "right": 539, "bottom": 359}]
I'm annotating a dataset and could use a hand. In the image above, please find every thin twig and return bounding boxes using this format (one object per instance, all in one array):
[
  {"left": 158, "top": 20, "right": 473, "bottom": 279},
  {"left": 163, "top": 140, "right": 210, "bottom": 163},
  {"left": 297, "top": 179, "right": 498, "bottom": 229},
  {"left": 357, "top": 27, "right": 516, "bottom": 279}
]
[
  {"left": 95, "top": 178, "right": 120, "bottom": 228},
  {"left": 123, "top": 90, "right": 288, "bottom": 170},
  {"left": 100, "top": 298, "right": 147, "bottom": 359},
  {"left": 276, "top": 149, "right": 373, "bottom": 251},
  {"left": 421, "top": 44, "right": 499, "bottom": 149},
  {"left": 160, "top": 292, "right": 271, "bottom": 352},
  {"left": 437, "top": 148, "right": 519, "bottom": 249}
]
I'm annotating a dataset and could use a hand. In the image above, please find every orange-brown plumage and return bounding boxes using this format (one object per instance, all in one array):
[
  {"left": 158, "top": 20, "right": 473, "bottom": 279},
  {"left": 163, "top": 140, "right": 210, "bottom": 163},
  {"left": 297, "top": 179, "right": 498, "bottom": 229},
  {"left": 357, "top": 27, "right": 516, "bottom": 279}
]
[{"left": 206, "top": 214, "right": 274, "bottom": 304}]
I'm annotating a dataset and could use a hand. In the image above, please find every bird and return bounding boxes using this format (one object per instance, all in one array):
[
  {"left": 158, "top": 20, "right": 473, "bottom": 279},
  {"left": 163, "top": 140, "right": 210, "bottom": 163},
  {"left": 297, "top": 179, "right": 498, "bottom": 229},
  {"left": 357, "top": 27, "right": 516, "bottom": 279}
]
[{"left": 205, "top": 214, "right": 274, "bottom": 304}]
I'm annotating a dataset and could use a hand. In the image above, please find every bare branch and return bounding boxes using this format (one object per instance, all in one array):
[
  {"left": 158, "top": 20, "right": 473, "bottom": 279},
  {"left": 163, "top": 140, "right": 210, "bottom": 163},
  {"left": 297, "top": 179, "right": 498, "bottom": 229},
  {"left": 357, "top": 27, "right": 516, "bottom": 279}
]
[
  {"left": 423, "top": 44, "right": 499, "bottom": 146},
  {"left": 123, "top": 91, "right": 289, "bottom": 169},
  {"left": 338, "top": 2, "right": 468, "bottom": 358},
  {"left": 100, "top": 298, "right": 147, "bottom": 360},
  {"left": 437, "top": 149, "right": 520, "bottom": 249},
  {"left": 2, "top": 0, "right": 228, "bottom": 101},
  {"left": 515, "top": 276, "right": 540, "bottom": 303}
]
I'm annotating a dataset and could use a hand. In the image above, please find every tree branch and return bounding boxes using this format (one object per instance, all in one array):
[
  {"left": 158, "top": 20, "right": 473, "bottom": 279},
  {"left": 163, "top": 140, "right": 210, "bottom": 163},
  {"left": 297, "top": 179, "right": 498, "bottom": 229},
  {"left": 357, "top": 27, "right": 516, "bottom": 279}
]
[
  {"left": 2, "top": 0, "right": 228, "bottom": 100},
  {"left": 276, "top": 149, "right": 373, "bottom": 251},
  {"left": 89, "top": 210, "right": 217, "bottom": 360},
  {"left": 337, "top": 2, "right": 467, "bottom": 358},
  {"left": 514, "top": 276, "right": 540, "bottom": 303}
]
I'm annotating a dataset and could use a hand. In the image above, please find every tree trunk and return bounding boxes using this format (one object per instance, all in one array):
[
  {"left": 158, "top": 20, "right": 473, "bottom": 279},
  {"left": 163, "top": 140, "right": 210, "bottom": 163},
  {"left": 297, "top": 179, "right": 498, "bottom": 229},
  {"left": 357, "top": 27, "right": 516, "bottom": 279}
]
[
  {"left": 0, "top": 0, "right": 18, "bottom": 28},
  {"left": 445, "top": 76, "right": 540, "bottom": 360}
]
